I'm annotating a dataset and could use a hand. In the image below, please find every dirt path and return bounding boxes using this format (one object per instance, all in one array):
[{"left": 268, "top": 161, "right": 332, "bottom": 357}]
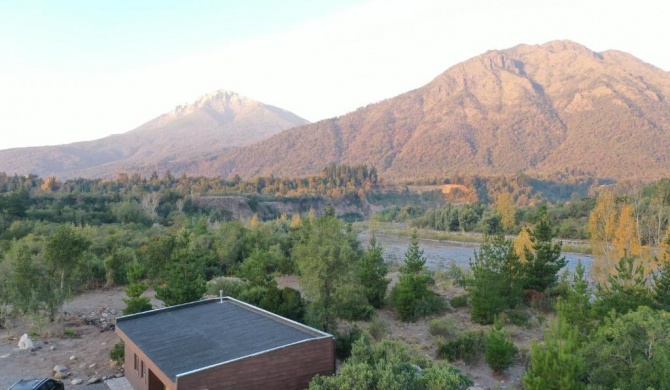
[{"left": 0, "top": 288, "right": 159, "bottom": 388}]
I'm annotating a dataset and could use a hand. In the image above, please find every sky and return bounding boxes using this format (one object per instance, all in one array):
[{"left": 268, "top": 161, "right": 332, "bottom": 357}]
[{"left": 1, "top": 0, "right": 668, "bottom": 150}]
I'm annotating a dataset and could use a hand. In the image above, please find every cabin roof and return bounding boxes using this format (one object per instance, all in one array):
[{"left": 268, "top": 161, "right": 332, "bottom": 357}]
[{"left": 116, "top": 297, "right": 330, "bottom": 380}]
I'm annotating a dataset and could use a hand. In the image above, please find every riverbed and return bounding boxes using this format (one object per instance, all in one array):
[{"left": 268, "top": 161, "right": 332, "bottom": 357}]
[{"left": 359, "top": 231, "right": 593, "bottom": 277}]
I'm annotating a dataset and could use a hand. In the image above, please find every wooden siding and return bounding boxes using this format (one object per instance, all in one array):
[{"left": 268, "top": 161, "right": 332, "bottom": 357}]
[
  {"left": 118, "top": 327, "right": 176, "bottom": 390},
  {"left": 176, "top": 337, "right": 335, "bottom": 390}
]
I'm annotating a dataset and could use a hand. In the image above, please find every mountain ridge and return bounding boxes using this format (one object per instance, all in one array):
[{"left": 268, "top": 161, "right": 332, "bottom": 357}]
[
  {"left": 0, "top": 90, "right": 309, "bottom": 178},
  {"left": 193, "top": 40, "right": 670, "bottom": 181}
]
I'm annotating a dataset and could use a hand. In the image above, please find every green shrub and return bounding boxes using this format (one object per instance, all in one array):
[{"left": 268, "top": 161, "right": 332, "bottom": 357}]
[
  {"left": 437, "top": 331, "right": 485, "bottom": 364},
  {"left": 428, "top": 317, "right": 457, "bottom": 340},
  {"left": 450, "top": 295, "right": 468, "bottom": 308},
  {"left": 207, "top": 276, "right": 248, "bottom": 298},
  {"left": 504, "top": 309, "right": 530, "bottom": 327},
  {"left": 485, "top": 319, "right": 517, "bottom": 373},
  {"left": 109, "top": 340, "right": 125, "bottom": 365},
  {"left": 335, "top": 326, "right": 366, "bottom": 360},
  {"left": 445, "top": 262, "right": 469, "bottom": 287},
  {"left": 367, "top": 316, "right": 389, "bottom": 341}
]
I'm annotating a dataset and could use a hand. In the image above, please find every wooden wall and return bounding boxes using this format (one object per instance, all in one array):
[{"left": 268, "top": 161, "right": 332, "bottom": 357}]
[
  {"left": 176, "top": 337, "right": 335, "bottom": 390},
  {"left": 119, "top": 330, "right": 176, "bottom": 390}
]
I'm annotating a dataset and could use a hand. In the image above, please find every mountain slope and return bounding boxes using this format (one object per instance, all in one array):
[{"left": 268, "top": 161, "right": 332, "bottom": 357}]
[
  {"left": 204, "top": 41, "right": 670, "bottom": 181},
  {"left": 0, "top": 90, "right": 309, "bottom": 178}
]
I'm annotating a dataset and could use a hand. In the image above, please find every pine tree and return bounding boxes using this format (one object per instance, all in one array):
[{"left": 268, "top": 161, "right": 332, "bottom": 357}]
[
  {"left": 523, "top": 315, "right": 584, "bottom": 390},
  {"left": 122, "top": 260, "right": 152, "bottom": 315},
  {"left": 485, "top": 317, "right": 517, "bottom": 373},
  {"left": 557, "top": 262, "right": 592, "bottom": 337},
  {"left": 522, "top": 205, "right": 567, "bottom": 292},
  {"left": 357, "top": 236, "right": 390, "bottom": 308},
  {"left": 391, "top": 231, "right": 444, "bottom": 322},
  {"left": 593, "top": 255, "right": 654, "bottom": 318},
  {"left": 468, "top": 234, "right": 523, "bottom": 324},
  {"left": 402, "top": 230, "right": 426, "bottom": 274},
  {"left": 155, "top": 236, "right": 207, "bottom": 307}
]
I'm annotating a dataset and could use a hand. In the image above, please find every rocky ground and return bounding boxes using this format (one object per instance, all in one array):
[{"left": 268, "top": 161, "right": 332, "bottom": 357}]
[
  {"left": 1, "top": 277, "right": 538, "bottom": 389},
  {"left": 0, "top": 288, "right": 158, "bottom": 389}
]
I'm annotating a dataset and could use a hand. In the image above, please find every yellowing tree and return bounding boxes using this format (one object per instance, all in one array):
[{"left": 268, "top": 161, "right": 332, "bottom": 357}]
[
  {"left": 514, "top": 228, "right": 532, "bottom": 263},
  {"left": 588, "top": 191, "right": 619, "bottom": 284},
  {"left": 496, "top": 191, "right": 516, "bottom": 232},
  {"left": 613, "top": 205, "right": 642, "bottom": 260}
]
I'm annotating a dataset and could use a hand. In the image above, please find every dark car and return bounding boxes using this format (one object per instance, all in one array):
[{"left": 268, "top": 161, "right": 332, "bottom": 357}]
[{"left": 8, "top": 378, "right": 64, "bottom": 390}]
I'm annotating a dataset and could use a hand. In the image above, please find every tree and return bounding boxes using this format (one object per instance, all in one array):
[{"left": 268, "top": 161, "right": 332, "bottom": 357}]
[
  {"left": 155, "top": 235, "right": 206, "bottom": 306},
  {"left": 294, "top": 212, "right": 370, "bottom": 331},
  {"left": 521, "top": 205, "right": 567, "bottom": 292},
  {"left": 43, "top": 226, "right": 90, "bottom": 321},
  {"left": 523, "top": 315, "right": 584, "bottom": 390},
  {"left": 496, "top": 190, "right": 516, "bottom": 232},
  {"left": 402, "top": 230, "right": 425, "bottom": 274},
  {"left": 581, "top": 306, "right": 670, "bottom": 389},
  {"left": 357, "top": 236, "right": 390, "bottom": 309},
  {"left": 468, "top": 234, "right": 522, "bottom": 324},
  {"left": 122, "top": 260, "right": 152, "bottom": 315},
  {"left": 588, "top": 190, "right": 619, "bottom": 284},
  {"left": 8, "top": 244, "right": 45, "bottom": 320},
  {"left": 653, "top": 261, "right": 670, "bottom": 310},
  {"left": 485, "top": 318, "right": 517, "bottom": 373},
  {"left": 391, "top": 231, "right": 444, "bottom": 322},
  {"left": 556, "top": 262, "right": 592, "bottom": 337},
  {"left": 592, "top": 255, "right": 654, "bottom": 319}
]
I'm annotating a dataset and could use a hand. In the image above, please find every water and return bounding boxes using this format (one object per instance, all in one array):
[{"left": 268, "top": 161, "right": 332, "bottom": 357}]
[{"left": 359, "top": 231, "right": 593, "bottom": 277}]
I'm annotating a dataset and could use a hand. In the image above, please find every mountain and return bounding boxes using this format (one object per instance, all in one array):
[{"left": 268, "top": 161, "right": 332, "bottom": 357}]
[
  {"left": 198, "top": 41, "right": 670, "bottom": 181},
  {"left": 0, "top": 90, "right": 309, "bottom": 178}
]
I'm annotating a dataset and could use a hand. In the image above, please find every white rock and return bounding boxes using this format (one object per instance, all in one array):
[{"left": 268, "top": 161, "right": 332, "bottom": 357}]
[
  {"left": 70, "top": 378, "right": 83, "bottom": 385},
  {"left": 50, "top": 346, "right": 56, "bottom": 351},
  {"left": 0, "top": 353, "right": 10, "bottom": 358},
  {"left": 18, "top": 334, "right": 34, "bottom": 350},
  {"left": 54, "top": 364, "right": 68, "bottom": 373},
  {"left": 54, "top": 371, "right": 70, "bottom": 379},
  {"left": 70, "top": 355, "right": 77, "bottom": 360},
  {"left": 87, "top": 377, "right": 101, "bottom": 384},
  {"left": 89, "top": 363, "right": 96, "bottom": 369}
]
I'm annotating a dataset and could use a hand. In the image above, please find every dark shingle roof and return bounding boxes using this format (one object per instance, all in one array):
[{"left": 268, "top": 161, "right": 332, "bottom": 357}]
[{"left": 116, "top": 298, "right": 330, "bottom": 380}]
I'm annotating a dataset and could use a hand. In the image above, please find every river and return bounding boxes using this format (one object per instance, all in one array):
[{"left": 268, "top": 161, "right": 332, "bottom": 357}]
[{"left": 359, "top": 231, "right": 593, "bottom": 277}]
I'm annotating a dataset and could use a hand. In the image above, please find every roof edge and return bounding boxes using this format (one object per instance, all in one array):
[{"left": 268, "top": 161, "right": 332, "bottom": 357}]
[
  {"left": 116, "top": 298, "right": 213, "bottom": 323},
  {"left": 116, "top": 297, "right": 332, "bottom": 338},
  {"left": 175, "top": 335, "right": 333, "bottom": 379},
  {"left": 224, "top": 296, "right": 333, "bottom": 338}
]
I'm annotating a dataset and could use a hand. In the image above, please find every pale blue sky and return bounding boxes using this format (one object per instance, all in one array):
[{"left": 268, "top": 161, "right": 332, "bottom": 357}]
[{"left": 1, "top": 0, "right": 668, "bottom": 150}]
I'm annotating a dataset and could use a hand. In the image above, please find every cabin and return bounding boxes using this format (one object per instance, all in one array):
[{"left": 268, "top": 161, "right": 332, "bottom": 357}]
[{"left": 115, "top": 297, "right": 335, "bottom": 390}]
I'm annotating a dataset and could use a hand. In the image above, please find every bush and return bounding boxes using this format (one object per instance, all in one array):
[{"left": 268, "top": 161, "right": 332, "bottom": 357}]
[
  {"left": 207, "top": 276, "right": 248, "bottom": 298},
  {"left": 485, "top": 319, "right": 517, "bottom": 373},
  {"left": 334, "top": 326, "right": 366, "bottom": 360},
  {"left": 450, "top": 295, "right": 468, "bottom": 308},
  {"left": 109, "top": 340, "right": 125, "bottom": 365},
  {"left": 392, "top": 274, "right": 446, "bottom": 322},
  {"left": 504, "top": 309, "right": 531, "bottom": 327},
  {"left": 367, "top": 316, "right": 389, "bottom": 341},
  {"left": 428, "top": 317, "right": 458, "bottom": 340},
  {"left": 437, "top": 331, "right": 485, "bottom": 364},
  {"left": 445, "top": 262, "right": 469, "bottom": 287}
]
